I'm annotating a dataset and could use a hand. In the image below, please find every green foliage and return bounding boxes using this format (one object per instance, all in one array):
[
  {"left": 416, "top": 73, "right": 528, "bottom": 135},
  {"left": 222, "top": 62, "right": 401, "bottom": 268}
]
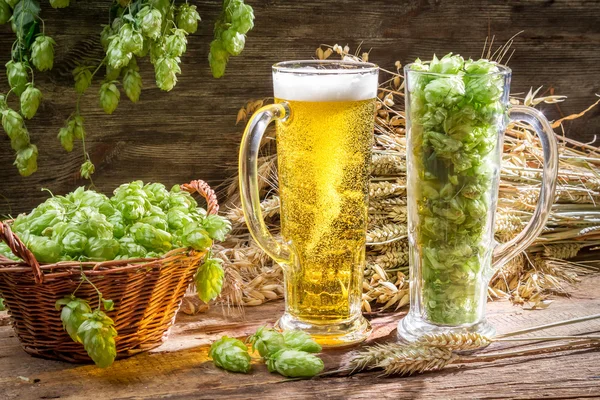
[
  {"left": 209, "top": 336, "right": 252, "bottom": 373},
  {"left": 408, "top": 53, "right": 505, "bottom": 325},
  {"left": 209, "top": 0, "right": 255, "bottom": 78}
]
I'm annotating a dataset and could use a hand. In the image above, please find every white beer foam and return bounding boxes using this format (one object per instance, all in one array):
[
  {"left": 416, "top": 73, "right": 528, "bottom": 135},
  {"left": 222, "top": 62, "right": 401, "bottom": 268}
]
[{"left": 273, "top": 69, "right": 378, "bottom": 102}]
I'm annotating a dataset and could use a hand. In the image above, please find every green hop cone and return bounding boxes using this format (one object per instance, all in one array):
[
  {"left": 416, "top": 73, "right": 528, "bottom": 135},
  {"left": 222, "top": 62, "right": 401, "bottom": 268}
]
[
  {"left": 73, "top": 66, "right": 93, "bottom": 94},
  {"left": 2, "top": 108, "right": 29, "bottom": 150},
  {"left": 100, "top": 25, "right": 112, "bottom": 51},
  {"left": 77, "top": 310, "right": 117, "bottom": 368},
  {"left": 99, "top": 82, "right": 120, "bottom": 114},
  {"left": 195, "top": 257, "right": 223, "bottom": 303},
  {"left": 201, "top": 214, "right": 231, "bottom": 241},
  {"left": 6, "top": 60, "right": 28, "bottom": 96},
  {"left": 176, "top": 3, "right": 201, "bottom": 34},
  {"left": 208, "top": 40, "right": 229, "bottom": 78},
  {"left": 282, "top": 330, "right": 322, "bottom": 353},
  {"left": 248, "top": 326, "right": 285, "bottom": 358},
  {"left": 267, "top": 349, "right": 324, "bottom": 378},
  {"left": 58, "top": 126, "right": 74, "bottom": 152},
  {"left": 0, "top": 1, "right": 11, "bottom": 25},
  {"left": 20, "top": 84, "right": 42, "bottom": 119},
  {"left": 84, "top": 237, "right": 120, "bottom": 261},
  {"left": 72, "top": 115, "right": 85, "bottom": 139},
  {"left": 49, "top": 0, "right": 70, "bottom": 8},
  {"left": 123, "top": 68, "right": 142, "bottom": 103},
  {"left": 55, "top": 296, "right": 93, "bottom": 343},
  {"left": 209, "top": 336, "right": 251, "bottom": 373},
  {"left": 222, "top": 29, "right": 245, "bottom": 56},
  {"left": 164, "top": 29, "right": 187, "bottom": 58},
  {"left": 25, "top": 234, "right": 61, "bottom": 261},
  {"left": 137, "top": 6, "right": 162, "bottom": 40},
  {"left": 80, "top": 160, "right": 95, "bottom": 179},
  {"left": 130, "top": 222, "right": 172, "bottom": 253},
  {"left": 231, "top": 3, "right": 254, "bottom": 34},
  {"left": 154, "top": 56, "right": 181, "bottom": 92},
  {"left": 119, "top": 23, "right": 144, "bottom": 56},
  {"left": 31, "top": 35, "right": 56, "bottom": 71},
  {"left": 107, "top": 37, "right": 132, "bottom": 70},
  {"left": 182, "top": 222, "right": 212, "bottom": 250}
]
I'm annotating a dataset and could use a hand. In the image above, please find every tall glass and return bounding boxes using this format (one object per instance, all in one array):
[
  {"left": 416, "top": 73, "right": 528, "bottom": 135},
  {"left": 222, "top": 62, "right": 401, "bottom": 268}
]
[
  {"left": 239, "top": 60, "right": 379, "bottom": 346},
  {"left": 398, "top": 63, "right": 558, "bottom": 341}
]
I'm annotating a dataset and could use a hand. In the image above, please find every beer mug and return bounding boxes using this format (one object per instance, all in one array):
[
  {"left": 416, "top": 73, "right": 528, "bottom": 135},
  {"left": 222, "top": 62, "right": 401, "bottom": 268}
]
[
  {"left": 239, "top": 60, "right": 379, "bottom": 346},
  {"left": 397, "top": 59, "right": 559, "bottom": 341}
]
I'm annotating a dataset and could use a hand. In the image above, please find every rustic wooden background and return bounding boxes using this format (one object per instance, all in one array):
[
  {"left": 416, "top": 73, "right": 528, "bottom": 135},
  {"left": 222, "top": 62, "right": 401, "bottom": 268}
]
[{"left": 1, "top": 0, "right": 599, "bottom": 215}]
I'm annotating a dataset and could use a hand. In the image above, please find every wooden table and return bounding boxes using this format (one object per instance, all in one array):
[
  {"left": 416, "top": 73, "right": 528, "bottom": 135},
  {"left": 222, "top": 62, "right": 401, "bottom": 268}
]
[{"left": 2, "top": 276, "right": 600, "bottom": 399}]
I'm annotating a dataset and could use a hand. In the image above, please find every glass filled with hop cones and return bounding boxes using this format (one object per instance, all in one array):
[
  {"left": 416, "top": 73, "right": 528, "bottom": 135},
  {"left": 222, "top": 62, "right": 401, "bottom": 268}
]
[
  {"left": 398, "top": 54, "right": 559, "bottom": 341},
  {"left": 239, "top": 60, "right": 379, "bottom": 346}
]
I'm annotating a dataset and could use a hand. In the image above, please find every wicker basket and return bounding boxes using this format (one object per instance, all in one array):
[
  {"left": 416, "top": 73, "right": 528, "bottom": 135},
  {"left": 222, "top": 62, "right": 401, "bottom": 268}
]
[{"left": 0, "top": 179, "right": 219, "bottom": 363}]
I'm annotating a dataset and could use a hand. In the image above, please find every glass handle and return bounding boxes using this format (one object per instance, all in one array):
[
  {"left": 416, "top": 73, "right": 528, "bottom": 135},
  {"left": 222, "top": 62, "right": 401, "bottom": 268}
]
[
  {"left": 492, "top": 105, "right": 559, "bottom": 269},
  {"left": 239, "top": 103, "right": 292, "bottom": 265}
]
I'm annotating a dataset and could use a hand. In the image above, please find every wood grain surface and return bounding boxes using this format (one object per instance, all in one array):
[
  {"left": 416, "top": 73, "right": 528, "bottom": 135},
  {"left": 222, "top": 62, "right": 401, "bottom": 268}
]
[
  {"left": 0, "top": 0, "right": 599, "bottom": 214},
  {"left": 1, "top": 274, "right": 600, "bottom": 399}
]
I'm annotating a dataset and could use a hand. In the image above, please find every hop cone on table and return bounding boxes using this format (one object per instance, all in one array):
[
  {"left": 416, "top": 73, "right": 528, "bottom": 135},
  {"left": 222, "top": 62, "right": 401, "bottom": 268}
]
[
  {"left": 266, "top": 349, "right": 324, "bottom": 378},
  {"left": 209, "top": 336, "right": 252, "bottom": 373}
]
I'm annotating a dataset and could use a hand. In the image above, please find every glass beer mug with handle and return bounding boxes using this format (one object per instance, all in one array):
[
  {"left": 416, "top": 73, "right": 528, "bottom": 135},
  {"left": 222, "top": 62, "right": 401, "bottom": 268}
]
[
  {"left": 239, "top": 60, "right": 379, "bottom": 346},
  {"left": 397, "top": 57, "right": 559, "bottom": 341}
]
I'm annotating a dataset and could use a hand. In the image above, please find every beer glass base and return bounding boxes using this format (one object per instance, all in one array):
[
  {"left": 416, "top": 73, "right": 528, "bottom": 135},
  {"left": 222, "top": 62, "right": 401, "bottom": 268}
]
[
  {"left": 276, "top": 312, "right": 372, "bottom": 348},
  {"left": 396, "top": 311, "right": 496, "bottom": 343}
]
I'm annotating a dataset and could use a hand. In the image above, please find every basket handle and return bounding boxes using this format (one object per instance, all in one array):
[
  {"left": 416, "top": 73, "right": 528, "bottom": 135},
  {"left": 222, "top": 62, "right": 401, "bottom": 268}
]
[
  {"left": 0, "top": 221, "right": 44, "bottom": 284},
  {"left": 180, "top": 179, "right": 219, "bottom": 216}
]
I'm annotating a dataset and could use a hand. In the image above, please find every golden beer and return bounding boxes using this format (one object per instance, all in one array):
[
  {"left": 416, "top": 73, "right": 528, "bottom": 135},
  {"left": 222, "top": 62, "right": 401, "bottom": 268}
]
[
  {"left": 239, "top": 60, "right": 378, "bottom": 346},
  {"left": 275, "top": 98, "right": 375, "bottom": 322}
]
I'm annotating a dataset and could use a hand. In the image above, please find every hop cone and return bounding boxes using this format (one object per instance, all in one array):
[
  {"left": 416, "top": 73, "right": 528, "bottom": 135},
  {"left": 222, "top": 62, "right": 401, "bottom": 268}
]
[
  {"left": 282, "top": 330, "right": 322, "bottom": 353},
  {"left": 267, "top": 349, "right": 324, "bottom": 378},
  {"left": 232, "top": 4, "right": 254, "bottom": 34},
  {"left": 6, "top": 60, "right": 28, "bottom": 96},
  {"left": 248, "top": 327, "right": 285, "bottom": 358},
  {"left": 123, "top": 68, "right": 142, "bottom": 103},
  {"left": 176, "top": 3, "right": 201, "bottom": 34},
  {"left": 20, "top": 85, "right": 42, "bottom": 119},
  {"left": 208, "top": 40, "right": 229, "bottom": 79},
  {"left": 100, "top": 25, "right": 112, "bottom": 51},
  {"left": 55, "top": 296, "right": 93, "bottom": 343},
  {"left": 99, "top": 82, "right": 120, "bottom": 114},
  {"left": 195, "top": 257, "right": 224, "bottom": 303},
  {"left": 107, "top": 38, "right": 132, "bottom": 70},
  {"left": 49, "top": 0, "right": 70, "bottom": 8},
  {"left": 14, "top": 144, "right": 38, "bottom": 177},
  {"left": 31, "top": 35, "right": 56, "bottom": 71},
  {"left": 222, "top": 29, "right": 245, "bottom": 56},
  {"left": 80, "top": 160, "right": 95, "bottom": 179},
  {"left": 137, "top": 7, "right": 162, "bottom": 40},
  {"left": 209, "top": 336, "right": 251, "bottom": 373},
  {"left": 77, "top": 311, "right": 117, "bottom": 368},
  {"left": 72, "top": 115, "right": 85, "bottom": 139},
  {"left": 73, "top": 66, "right": 92, "bottom": 94},
  {"left": 165, "top": 29, "right": 187, "bottom": 58},
  {"left": 119, "top": 23, "right": 144, "bottom": 56},
  {"left": 58, "top": 126, "right": 74, "bottom": 152},
  {"left": 2, "top": 108, "right": 29, "bottom": 150},
  {"left": 154, "top": 57, "right": 181, "bottom": 92},
  {"left": 0, "top": 1, "right": 11, "bottom": 25}
]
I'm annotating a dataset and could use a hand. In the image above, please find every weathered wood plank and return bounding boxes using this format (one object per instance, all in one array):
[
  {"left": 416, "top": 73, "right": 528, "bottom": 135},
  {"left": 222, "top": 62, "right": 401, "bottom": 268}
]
[
  {"left": 1, "top": 275, "right": 599, "bottom": 399},
  {"left": 0, "top": 0, "right": 599, "bottom": 214}
]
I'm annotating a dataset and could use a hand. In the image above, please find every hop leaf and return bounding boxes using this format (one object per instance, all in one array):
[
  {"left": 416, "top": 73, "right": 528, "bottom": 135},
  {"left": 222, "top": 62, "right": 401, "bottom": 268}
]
[
  {"left": 49, "top": 0, "right": 70, "bottom": 8},
  {"left": 31, "top": 35, "right": 56, "bottom": 71},
  {"left": 267, "top": 349, "right": 324, "bottom": 378},
  {"left": 209, "top": 336, "right": 251, "bottom": 373},
  {"left": 102, "top": 298, "right": 114, "bottom": 311},
  {"left": 154, "top": 56, "right": 181, "bottom": 92},
  {"left": 77, "top": 310, "right": 117, "bottom": 368},
  {"left": 208, "top": 40, "right": 229, "bottom": 79},
  {"left": 100, "top": 25, "right": 112, "bottom": 51},
  {"left": 6, "top": 60, "right": 28, "bottom": 96},
  {"left": 222, "top": 29, "right": 245, "bottom": 56},
  {"left": 99, "top": 82, "right": 120, "bottom": 114},
  {"left": 20, "top": 84, "right": 42, "bottom": 119},
  {"left": 195, "top": 257, "right": 223, "bottom": 303},
  {"left": 123, "top": 68, "right": 142, "bottom": 103},
  {"left": 55, "top": 296, "right": 93, "bottom": 343},
  {"left": 164, "top": 29, "right": 187, "bottom": 58},
  {"left": 137, "top": 6, "right": 162, "bottom": 40},
  {"left": 73, "top": 66, "right": 93, "bottom": 94},
  {"left": 0, "top": 1, "right": 11, "bottom": 25},
  {"left": 2, "top": 108, "right": 30, "bottom": 150},
  {"left": 14, "top": 144, "right": 38, "bottom": 177},
  {"left": 176, "top": 3, "right": 201, "bottom": 34},
  {"left": 80, "top": 160, "right": 95, "bottom": 179}
]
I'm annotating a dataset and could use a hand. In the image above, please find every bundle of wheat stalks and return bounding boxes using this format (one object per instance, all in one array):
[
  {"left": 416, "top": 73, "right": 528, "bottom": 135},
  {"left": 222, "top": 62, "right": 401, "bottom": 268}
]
[{"left": 205, "top": 44, "right": 600, "bottom": 315}]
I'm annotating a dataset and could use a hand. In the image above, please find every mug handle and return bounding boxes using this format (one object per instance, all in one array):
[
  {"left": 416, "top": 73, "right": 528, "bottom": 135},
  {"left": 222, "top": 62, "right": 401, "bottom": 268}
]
[
  {"left": 492, "top": 105, "right": 559, "bottom": 269},
  {"left": 239, "top": 102, "right": 293, "bottom": 265}
]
